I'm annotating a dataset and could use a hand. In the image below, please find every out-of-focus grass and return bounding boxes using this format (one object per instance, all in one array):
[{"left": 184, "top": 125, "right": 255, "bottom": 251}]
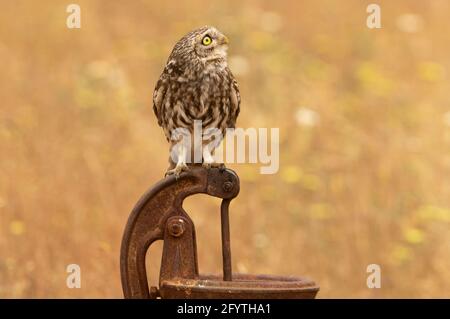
[{"left": 0, "top": 0, "right": 449, "bottom": 298}]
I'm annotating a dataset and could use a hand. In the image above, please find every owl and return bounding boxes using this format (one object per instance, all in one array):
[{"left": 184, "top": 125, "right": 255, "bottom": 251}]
[{"left": 153, "top": 26, "right": 240, "bottom": 176}]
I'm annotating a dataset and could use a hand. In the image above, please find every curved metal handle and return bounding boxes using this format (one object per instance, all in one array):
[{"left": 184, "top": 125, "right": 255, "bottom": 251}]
[{"left": 120, "top": 166, "right": 240, "bottom": 298}]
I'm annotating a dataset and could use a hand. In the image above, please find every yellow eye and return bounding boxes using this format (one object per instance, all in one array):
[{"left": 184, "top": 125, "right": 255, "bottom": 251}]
[{"left": 202, "top": 35, "right": 212, "bottom": 46}]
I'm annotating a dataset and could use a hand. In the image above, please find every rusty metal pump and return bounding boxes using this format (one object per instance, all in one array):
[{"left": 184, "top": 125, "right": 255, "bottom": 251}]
[{"left": 120, "top": 166, "right": 319, "bottom": 298}]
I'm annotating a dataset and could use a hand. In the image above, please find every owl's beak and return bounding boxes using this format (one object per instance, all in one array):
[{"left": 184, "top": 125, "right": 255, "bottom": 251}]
[{"left": 220, "top": 35, "right": 229, "bottom": 45}]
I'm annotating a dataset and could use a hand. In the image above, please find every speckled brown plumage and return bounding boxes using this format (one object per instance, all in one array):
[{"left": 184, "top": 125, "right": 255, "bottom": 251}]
[{"left": 153, "top": 26, "right": 240, "bottom": 175}]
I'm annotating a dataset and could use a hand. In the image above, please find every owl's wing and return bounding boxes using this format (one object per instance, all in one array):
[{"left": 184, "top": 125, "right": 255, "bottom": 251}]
[
  {"left": 153, "top": 60, "right": 182, "bottom": 128},
  {"left": 152, "top": 74, "right": 167, "bottom": 127},
  {"left": 227, "top": 68, "right": 241, "bottom": 128}
]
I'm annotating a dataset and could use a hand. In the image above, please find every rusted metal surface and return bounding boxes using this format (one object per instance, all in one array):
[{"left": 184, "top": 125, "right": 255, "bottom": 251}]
[
  {"left": 220, "top": 199, "right": 232, "bottom": 281},
  {"left": 120, "top": 165, "right": 319, "bottom": 299},
  {"left": 159, "top": 274, "right": 319, "bottom": 299}
]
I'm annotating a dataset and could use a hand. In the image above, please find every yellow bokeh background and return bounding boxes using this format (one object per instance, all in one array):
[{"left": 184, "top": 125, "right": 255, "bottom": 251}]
[{"left": 0, "top": 0, "right": 449, "bottom": 298}]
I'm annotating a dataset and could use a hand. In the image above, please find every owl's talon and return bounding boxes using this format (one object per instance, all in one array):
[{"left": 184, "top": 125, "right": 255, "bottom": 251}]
[
  {"left": 202, "top": 162, "right": 225, "bottom": 170},
  {"left": 165, "top": 163, "right": 189, "bottom": 179},
  {"left": 202, "top": 162, "right": 212, "bottom": 169}
]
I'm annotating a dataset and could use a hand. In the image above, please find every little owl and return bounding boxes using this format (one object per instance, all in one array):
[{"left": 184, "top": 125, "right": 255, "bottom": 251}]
[{"left": 153, "top": 26, "right": 240, "bottom": 176}]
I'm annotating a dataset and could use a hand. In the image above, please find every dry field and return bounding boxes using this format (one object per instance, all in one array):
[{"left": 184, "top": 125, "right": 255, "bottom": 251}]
[{"left": 0, "top": 0, "right": 449, "bottom": 298}]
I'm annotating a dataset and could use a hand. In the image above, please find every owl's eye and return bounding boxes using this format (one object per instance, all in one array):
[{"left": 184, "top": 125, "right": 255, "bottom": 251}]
[{"left": 202, "top": 35, "right": 212, "bottom": 46}]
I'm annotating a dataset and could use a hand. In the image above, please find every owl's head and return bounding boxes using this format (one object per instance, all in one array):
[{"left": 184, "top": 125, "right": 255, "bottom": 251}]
[
  {"left": 191, "top": 26, "right": 229, "bottom": 61},
  {"left": 170, "top": 26, "right": 230, "bottom": 67}
]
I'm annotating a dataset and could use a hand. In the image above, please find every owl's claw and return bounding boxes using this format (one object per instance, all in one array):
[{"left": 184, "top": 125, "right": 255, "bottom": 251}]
[
  {"left": 165, "top": 163, "right": 189, "bottom": 179},
  {"left": 202, "top": 162, "right": 225, "bottom": 170}
]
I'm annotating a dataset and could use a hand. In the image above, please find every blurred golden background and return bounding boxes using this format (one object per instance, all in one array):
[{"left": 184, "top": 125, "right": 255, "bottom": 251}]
[{"left": 1, "top": 0, "right": 449, "bottom": 298}]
